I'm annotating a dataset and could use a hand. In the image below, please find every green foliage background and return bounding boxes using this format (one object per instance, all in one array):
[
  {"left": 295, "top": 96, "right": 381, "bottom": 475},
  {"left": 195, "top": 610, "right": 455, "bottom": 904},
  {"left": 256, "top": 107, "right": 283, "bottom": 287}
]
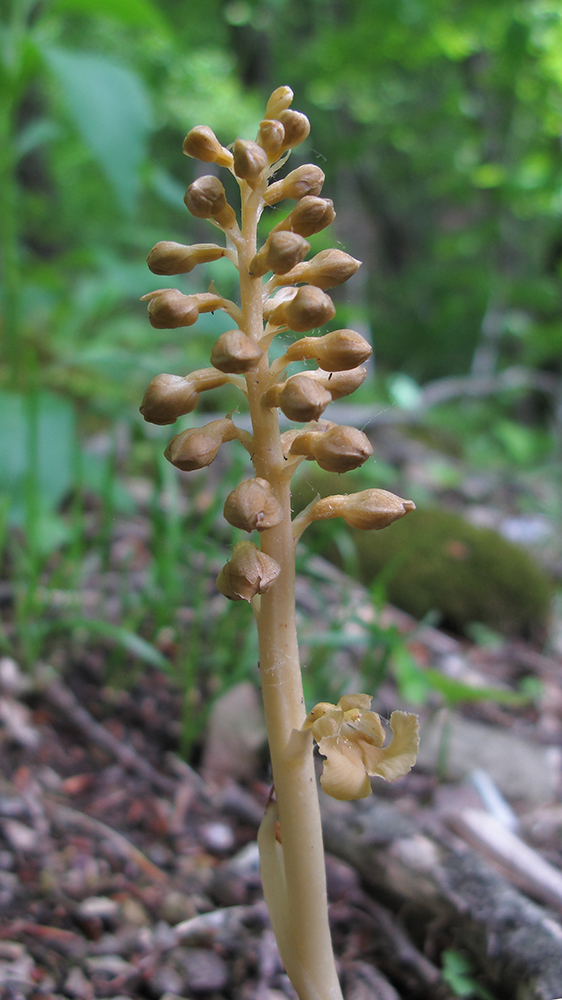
[
  {"left": 1, "top": 0, "right": 561, "bottom": 693},
  {"left": 3, "top": 0, "right": 562, "bottom": 395}
]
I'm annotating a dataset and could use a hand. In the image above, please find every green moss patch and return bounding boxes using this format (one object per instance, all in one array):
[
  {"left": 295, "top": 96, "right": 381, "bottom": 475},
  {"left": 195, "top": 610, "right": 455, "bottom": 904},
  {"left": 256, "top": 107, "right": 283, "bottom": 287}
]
[{"left": 293, "top": 472, "right": 552, "bottom": 639}]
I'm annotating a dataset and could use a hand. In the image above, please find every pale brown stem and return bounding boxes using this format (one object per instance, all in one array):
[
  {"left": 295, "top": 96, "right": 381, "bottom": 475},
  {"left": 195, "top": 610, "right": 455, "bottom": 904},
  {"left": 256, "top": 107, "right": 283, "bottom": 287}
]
[{"left": 236, "top": 178, "right": 343, "bottom": 1000}]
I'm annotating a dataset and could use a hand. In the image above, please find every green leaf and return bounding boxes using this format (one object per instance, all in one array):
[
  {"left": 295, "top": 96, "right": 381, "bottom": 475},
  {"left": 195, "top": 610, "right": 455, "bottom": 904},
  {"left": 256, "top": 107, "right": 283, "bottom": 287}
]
[
  {"left": 50, "top": 0, "right": 168, "bottom": 32},
  {"left": 441, "top": 948, "right": 495, "bottom": 999},
  {"left": 66, "top": 618, "right": 170, "bottom": 670},
  {"left": 44, "top": 47, "right": 153, "bottom": 213},
  {"left": 391, "top": 646, "right": 433, "bottom": 704},
  {"left": 0, "top": 391, "right": 76, "bottom": 524}
]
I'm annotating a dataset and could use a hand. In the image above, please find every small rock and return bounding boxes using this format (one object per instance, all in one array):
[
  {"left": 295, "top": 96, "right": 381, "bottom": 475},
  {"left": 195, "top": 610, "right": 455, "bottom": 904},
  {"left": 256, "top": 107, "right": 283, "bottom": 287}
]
[
  {"left": 345, "top": 960, "right": 401, "bottom": 1000},
  {"left": 418, "top": 711, "right": 561, "bottom": 803},
  {"left": 176, "top": 947, "right": 229, "bottom": 993},
  {"left": 201, "top": 681, "right": 266, "bottom": 783},
  {"left": 0, "top": 697, "right": 39, "bottom": 747},
  {"left": 146, "top": 964, "right": 184, "bottom": 997},
  {"left": 210, "top": 843, "right": 262, "bottom": 906},
  {"left": 161, "top": 891, "right": 197, "bottom": 925},
  {"left": 199, "top": 821, "right": 235, "bottom": 853},
  {"left": 64, "top": 965, "right": 94, "bottom": 999},
  {"left": 0, "top": 658, "right": 30, "bottom": 695},
  {"left": 0, "top": 941, "right": 35, "bottom": 991},
  {"left": 77, "top": 896, "right": 119, "bottom": 924},
  {"left": 147, "top": 843, "right": 173, "bottom": 867},
  {"left": 85, "top": 955, "right": 134, "bottom": 977},
  {"left": 0, "top": 796, "right": 27, "bottom": 819},
  {"left": 152, "top": 920, "right": 179, "bottom": 950},
  {"left": 1, "top": 819, "right": 39, "bottom": 852},
  {"left": 0, "top": 871, "right": 18, "bottom": 907},
  {"left": 119, "top": 897, "right": 150, "bottom": 926}
]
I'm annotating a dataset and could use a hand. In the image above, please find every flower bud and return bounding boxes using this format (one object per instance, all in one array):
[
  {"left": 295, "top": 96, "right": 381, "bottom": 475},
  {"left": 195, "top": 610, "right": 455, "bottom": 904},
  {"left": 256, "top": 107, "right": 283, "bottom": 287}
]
[
  {"left": 140, "top": 374, "right": 199, "bottom": 425},
  {"left": 233, "top": 138, "right": 269, "bottom": 185},
  {"left": 223, "top": 478, "right": 283, "bottom": 532},
  {"left": 283, "top": 286, "right": 336, "bottom": 332},
  {"left": 316, "top": 366, "right": 367, "bottom": 399},
  {"left": 265, "top": 86, "right": 294, "bottom": 120},
  {"left": 263, "top": 164, "right": 325, "bottom": 206},
  {"left": 216, "top": 541, "right": 281, "bottom": 601},
  {"left": 279, "top": 249, "right": 361, "bottom": 290},
  {"left": 210, "top": 329, "right": 263, "bottom": 373},
  {"left": 271, "top": 196, "right": 335, "bottom": 238},
  {"left": 257, "top": 119, "right": 285, "bottom": 160},
  {"left": 285, "top": 329, "right": 372, "bottom": 371},
  {"left": 184, "top": 176, "right": 237, "bottom": 229},
  {"left": 146, "top": 241, "right": 226, "bottom": 276},
  {"left": 309, "top": 489, "right": 416, "bottom": 530},
  {"left": 140, "top": 368, "right": 229, "bottom": 425},
  {"left": 182, "top": 126, "right": 234, "bottom": 169},
  {"left": 265, "top": 373, "right": 332, "bottom": 422},
  {"left": 165, "top": 417, "right": 238, "bottom": 471},
  {"left": 141, "top": 288, "right": 199, "bottom": 329},
  {"left": 141, "top": 289, "right": 229, "bottom": 330},
  {"left": 249, "top": 232, "right": 310, "bottom": 277},
  {"left": 277, "top": 109, "right": 310, "bottom": 151},
  {"left": 290, "top": 424, "right": 373, "bottom": 472}
]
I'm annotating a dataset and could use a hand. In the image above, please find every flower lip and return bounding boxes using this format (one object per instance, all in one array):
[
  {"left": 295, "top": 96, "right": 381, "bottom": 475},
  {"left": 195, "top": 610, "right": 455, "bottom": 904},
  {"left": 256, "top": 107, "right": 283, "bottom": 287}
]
[{"left": 303, "top": 695, "right": 419, "bottom": 801}]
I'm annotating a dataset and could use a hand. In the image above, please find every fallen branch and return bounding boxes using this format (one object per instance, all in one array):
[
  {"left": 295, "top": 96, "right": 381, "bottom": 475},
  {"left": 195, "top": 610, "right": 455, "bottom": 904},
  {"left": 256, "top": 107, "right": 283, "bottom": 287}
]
[
  {"left": 322, "top": 796, "right": 562, "bottom": 1000},
  {"left": 43, "top": 678, "right": 177, "bottom": 795},
  {"left": 447, "top": 808, "right": 562, "bottom": 912},
  {"left": 48, "top": 802, "right": 168, "bottom": 883}
]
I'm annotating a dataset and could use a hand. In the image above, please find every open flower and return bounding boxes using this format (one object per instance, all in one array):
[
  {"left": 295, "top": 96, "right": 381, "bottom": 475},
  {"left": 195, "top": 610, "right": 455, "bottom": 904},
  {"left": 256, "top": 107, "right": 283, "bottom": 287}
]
[{"left": 302, "top": 694, "right": 419, "bottom": 800}]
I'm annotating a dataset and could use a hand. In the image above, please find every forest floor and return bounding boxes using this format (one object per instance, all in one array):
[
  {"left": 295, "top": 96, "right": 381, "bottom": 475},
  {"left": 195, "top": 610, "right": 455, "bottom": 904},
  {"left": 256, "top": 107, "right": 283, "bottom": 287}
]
[
  {"left": 2, "top": 561, "right": 562, "bottom": 1000},
  {"left": 2, "top": 425, "right": 562, "bottom": 1000}
]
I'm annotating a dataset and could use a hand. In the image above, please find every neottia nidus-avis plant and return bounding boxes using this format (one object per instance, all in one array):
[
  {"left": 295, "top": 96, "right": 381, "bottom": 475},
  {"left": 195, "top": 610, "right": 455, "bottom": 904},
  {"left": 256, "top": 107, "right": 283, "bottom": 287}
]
[{"left": 141, "top": 86, "right": 420, "bottom": 1000}]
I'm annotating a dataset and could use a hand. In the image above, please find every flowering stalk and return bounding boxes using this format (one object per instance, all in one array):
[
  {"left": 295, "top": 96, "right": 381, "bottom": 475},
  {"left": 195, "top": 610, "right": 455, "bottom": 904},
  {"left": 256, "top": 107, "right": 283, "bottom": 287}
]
[{"left": 140, "top": 87, "right": 419, "bottom": 1000}]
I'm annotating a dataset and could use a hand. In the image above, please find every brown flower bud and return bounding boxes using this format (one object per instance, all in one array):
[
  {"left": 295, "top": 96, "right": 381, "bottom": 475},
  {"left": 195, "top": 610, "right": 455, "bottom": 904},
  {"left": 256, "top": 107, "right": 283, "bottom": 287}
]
[
  {"left": 278, "top": 109, "right": 310, "bottom": 150},
  {"left": 211, "top": 329, "right": 263, "bottom": 373},
  {"left": 265, "top": 86, "right": 294, "bottom": 120},
  {"left": 285, "top": 329, "right": 372, "bottom": 371},
  {"left": 216, "top": 541, "right": 281, "bottom": 601},
  {"left": 279, "top": 249, "right": 361, "bottom": 290},
  {"left": 265, "top": 373, "right": 332, "bottom": 422},
  {"left": 140, "top": 374, "right": 198, "bottom": 425},
  {"left": 310, "top": 490, "right": 416, "bottom": 530},
  {"left": 182, "top": 126, "right": 233, "bottom": 169},
  {"left": 141, "top": 288, "right": 199, "bottom": 329},
  {"left": 283, "top": 286, "right": 336, "bottom": 333},
  {"left": 140, "top": 369, "right": 230, "bottom": 425},
  {"left": 263, "top": 164, "right": 325, "bottom": 206},
  {"left": 164, "top": 417, "right": 238, "bottom": 471},
  {"left": 184, "top": 176, "right": 237, "bottom": 229},
  {"left": 141, "top": 289, "right": 229, "bottom": 330},
  {"left": 146, "top": 241, "right": 226, "bottom": 276},
  {"left": 291, "top": 424, "right": 373, "bottom": 472},
  {"left": 233, "top": 138, "right": 269, "bottom": 185},
  {"left": 271, "top": 196, "right": 335, "bottom": 238},
  {"left": 223, "top": 478, "right": 283, "bottom": 532},
  {"left": 257, "top": 119, "right": 285, "bottom": 160},
  {"left": 316, "top": 366, "right": 367, "bottom": 399},
  {"left": 249, "top": 232, "right": 310, "bottom": 277}
]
